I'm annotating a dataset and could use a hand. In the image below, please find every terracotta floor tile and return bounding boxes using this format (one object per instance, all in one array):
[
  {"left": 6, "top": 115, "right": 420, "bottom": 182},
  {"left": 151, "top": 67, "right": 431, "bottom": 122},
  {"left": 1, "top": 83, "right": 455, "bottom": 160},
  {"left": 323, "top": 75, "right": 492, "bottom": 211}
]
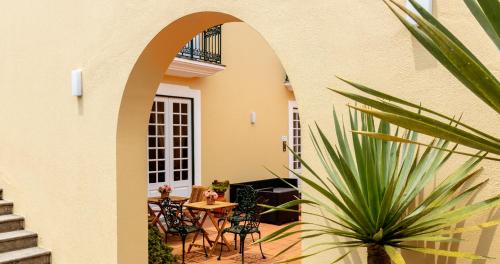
[{"left": 163, "top": 221, "right": 301, "bottom": 264}]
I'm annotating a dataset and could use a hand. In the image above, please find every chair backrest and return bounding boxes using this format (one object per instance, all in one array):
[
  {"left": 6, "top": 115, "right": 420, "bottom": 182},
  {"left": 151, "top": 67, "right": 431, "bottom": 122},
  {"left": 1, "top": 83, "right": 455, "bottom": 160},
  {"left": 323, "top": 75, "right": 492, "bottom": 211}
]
[
  {"left": 235, "top": 185, "right": 257, "bottom": 213},
  {"left": 189, "top": 185, "right": 208, "bottom": 203},
  {"left": 240, "top": 194, "right": 265, "bottom": 232},
  {"left": 161, "top": 198, "right": 187, "bottom": 234}
]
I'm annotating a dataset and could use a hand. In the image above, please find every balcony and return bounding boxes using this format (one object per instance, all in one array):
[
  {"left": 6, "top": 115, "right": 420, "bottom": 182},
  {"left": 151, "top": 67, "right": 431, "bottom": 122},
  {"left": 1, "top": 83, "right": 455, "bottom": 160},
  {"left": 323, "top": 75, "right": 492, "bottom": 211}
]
[{"left": 166, "top": 25, "right": 225, "bottom": 78}]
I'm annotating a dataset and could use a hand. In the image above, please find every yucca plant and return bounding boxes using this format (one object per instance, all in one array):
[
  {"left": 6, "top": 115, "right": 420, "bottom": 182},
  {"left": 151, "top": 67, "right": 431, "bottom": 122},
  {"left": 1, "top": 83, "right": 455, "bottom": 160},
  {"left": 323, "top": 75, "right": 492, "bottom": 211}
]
[
  {"left": 333, "top": 0, "right": 500, "bottom": 158},
  {"left": 257, "top": 108, "right": 500, "bottom": 263}
]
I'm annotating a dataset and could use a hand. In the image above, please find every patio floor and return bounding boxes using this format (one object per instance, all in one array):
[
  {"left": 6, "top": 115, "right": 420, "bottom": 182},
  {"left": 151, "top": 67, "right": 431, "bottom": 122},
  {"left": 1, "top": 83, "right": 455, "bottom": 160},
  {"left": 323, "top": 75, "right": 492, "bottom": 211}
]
[{"left": 166, "top": 221, "right": 301, "bottom": 263}]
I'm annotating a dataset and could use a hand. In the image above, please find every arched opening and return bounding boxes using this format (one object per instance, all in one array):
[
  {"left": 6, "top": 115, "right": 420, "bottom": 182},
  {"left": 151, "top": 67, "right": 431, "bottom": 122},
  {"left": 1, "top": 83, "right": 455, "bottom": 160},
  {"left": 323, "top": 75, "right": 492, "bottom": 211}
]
[{"left": 117, "top": 12, "right": 301, "bottom": 263}]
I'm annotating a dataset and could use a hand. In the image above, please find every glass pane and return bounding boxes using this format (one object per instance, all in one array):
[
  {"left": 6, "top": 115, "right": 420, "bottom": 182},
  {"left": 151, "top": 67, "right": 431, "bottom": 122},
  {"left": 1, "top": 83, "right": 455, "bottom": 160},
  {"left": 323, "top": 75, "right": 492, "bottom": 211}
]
[
  {"left": 181, "top": 126, "right": 188, "bottom": 136},
  {"left": 182, "top": 159, "right": 188, "bottom": 169},
  {"left": 158, "top": 172, "right": 165, "bottom": 183},
  {"left": 182, "top": 149, "right": 188, "bottom": 158},
  {"left": 158, "top": 149, "right": 165, "bottom": 159},
  {"left": 174, "top": 171, "right": 180, "bottom": 181},
  {"left": 149, "top": 173, "right": 156, "bottom": 183},
  {"left": 173, "top": 115, "right": 179, "bottom": 124},
  {"left": 174, "top": 160, "right": 180, "bottom": 170},
  {"left": 157, "top": 137, "right": 165, "bottom": 148},
  {"left": 173, "top": 126, "right": 180, "bottom": 136},
  {"left": 148, "top": 149, "right": 156, "bottom": 159},
  {"left": 158, "top": 160, "right": 165, "bottom": 171},
  {"left": 148, "top": 125, "right": 155, "bottom": 135},
  {"left": 157, "top": 102, "right": 164, "bottom": 112},
  {"left": 174, "top": 148, "right": 180, "bottom": 158},
  {"left": 181, "top": 115, "right": 188, "bottom": 124},
  {"left": 149, "top": 114, "right": 155, "bottom": 123},
  {"left": 182, "top": 137, "right": 188, "bottom": 147},
  {"left": 174, "top": 137, "right": 180, "bottom": 147},
  {"left": 157, "top": 114, "right": 164, "bottom": 124},
  {"left": 182, "top": 170, "right": 188, "bottom": 180},
  {"left": 173, "top": 103, "right": 180, "bottom": 113},
  {"left": 148, "top": 137, "right": 156, "bottom": 147},
  {"left": 149, "top": 161, "right": 156, "bottom": 171},
  {"left": 151, "top": 102, "right": 156, "bottom": 112},
  {"left": 157, "top": 126, "right": 165, "bottom": 136},
  {"left": 181, "top": 104, "right": 188, "bottom": 113}
]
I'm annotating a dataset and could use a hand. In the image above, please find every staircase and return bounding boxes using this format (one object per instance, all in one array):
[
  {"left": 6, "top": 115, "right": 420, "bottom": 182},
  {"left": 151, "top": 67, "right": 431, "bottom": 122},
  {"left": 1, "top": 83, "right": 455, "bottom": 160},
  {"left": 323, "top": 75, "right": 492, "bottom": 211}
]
[{"left": 0, "top": 189, "right": 51, "bottom": 264}]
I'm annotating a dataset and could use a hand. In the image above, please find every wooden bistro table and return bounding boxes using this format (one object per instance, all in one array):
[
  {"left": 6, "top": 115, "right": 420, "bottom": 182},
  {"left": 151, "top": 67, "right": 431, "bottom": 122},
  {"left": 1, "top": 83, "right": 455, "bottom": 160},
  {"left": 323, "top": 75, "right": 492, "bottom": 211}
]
[
  {"left": 148, "top": 196, "right": 189, "bottom": 234},
  {"left": 184, "top": 201, "right": 238, "bottom": 256}
]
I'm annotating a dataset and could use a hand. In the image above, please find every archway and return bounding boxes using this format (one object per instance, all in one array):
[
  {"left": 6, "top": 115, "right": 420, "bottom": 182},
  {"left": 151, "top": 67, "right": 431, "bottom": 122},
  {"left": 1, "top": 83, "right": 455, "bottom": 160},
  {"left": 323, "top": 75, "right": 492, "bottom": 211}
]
[{"left": 116, "top": 11, "right": 301, "bottom": 263}]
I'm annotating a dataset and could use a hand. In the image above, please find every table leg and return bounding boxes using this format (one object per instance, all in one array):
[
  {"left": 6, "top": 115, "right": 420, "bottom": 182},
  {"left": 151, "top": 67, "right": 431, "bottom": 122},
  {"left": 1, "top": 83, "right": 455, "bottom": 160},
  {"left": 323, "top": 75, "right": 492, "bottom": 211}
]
[
  {"left": 187, "top": 209, "right": 210, "bottom": 253},
  {"left": 207, "top": 208, "right": 233, "bottom": 256},
  {"left": 149, "top": 203, "right": 168, "bottom": 234}
]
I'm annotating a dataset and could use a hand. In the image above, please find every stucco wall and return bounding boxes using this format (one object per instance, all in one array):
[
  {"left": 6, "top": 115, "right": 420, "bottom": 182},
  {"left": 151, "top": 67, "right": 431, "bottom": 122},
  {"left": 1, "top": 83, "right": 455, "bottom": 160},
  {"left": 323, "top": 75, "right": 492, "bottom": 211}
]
[
  {"left": 0, "top": 1, "right": 498, "bottom": 264},
  {"left": 162, "top": 22, "right": 295, "bottom": 188}
]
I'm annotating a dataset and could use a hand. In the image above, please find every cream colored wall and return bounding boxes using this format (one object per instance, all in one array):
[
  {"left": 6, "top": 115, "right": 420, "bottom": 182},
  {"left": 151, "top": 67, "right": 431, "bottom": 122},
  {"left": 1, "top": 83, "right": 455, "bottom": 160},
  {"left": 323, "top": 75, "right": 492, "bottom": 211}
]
[
  {"left": 162, "top": 22, "right": 295, "bottom": 187},
  {"left": 0, "top": 1, "right": 498, "bottom": 264}
]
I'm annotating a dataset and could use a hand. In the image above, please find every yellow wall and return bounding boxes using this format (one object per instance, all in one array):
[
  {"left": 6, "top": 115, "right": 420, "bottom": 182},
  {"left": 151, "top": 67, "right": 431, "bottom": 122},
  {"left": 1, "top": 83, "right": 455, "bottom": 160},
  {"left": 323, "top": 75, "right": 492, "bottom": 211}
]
[
  {"left": 0, "top": 1, "right": 498, "bottom": 264},
  {"left": 162, "top": 22, "right": 295, "bottom": 187}
]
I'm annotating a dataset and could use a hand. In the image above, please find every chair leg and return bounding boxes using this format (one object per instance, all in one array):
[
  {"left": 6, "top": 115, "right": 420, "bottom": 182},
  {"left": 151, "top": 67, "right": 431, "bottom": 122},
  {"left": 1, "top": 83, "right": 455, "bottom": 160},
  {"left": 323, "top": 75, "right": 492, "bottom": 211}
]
[
  {"left": 181, "top": 234, "right": 187, "bottom": 264},
  {"left": 258, "top": 232, "right": 266, "bottom": 259},
  {"left": 251, "top": 233, "right": 255, "bottom": 242},
  {"left": 218, "top": 231, "right": 225, "bottom": 260},
  {"left": 240, "top": 234, "right": 246, "bottom": 264},
  {"left": 234, "top": 233, "right": 238, "bottom": 250}
]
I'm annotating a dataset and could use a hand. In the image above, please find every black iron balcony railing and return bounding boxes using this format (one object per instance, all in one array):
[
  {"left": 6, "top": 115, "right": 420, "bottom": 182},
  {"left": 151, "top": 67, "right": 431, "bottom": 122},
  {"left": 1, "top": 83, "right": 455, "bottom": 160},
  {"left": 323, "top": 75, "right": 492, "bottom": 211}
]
[{"left": 177, "top": 25, "right": 222, "bottom": 64}]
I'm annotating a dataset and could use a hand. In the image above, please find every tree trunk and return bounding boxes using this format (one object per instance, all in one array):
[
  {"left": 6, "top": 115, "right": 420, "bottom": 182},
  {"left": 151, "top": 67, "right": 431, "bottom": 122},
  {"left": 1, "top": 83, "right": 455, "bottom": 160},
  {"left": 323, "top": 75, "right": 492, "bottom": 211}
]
[{"left": 367, "top": 245, "right": 391, "bottom": 264}]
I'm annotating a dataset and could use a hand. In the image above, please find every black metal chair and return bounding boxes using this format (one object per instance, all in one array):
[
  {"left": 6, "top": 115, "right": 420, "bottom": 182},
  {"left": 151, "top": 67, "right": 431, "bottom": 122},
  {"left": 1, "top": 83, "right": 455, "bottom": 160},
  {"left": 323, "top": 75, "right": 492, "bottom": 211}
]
[
  {"left": 217, "top": 193, "right": 266, "bottom": 263},
  {"left": 217, "top": 186, "right": 258, "bottom": 250},
  {"left": 161, "top": 198, "right": 207, "bottom": 264}
]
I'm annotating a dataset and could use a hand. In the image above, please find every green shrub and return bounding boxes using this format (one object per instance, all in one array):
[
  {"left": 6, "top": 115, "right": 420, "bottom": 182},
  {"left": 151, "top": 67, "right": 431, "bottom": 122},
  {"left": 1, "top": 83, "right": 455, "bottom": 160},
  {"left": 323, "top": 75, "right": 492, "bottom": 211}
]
[{"left": 148, "top": 225, "right": 178, "bottom": 264}]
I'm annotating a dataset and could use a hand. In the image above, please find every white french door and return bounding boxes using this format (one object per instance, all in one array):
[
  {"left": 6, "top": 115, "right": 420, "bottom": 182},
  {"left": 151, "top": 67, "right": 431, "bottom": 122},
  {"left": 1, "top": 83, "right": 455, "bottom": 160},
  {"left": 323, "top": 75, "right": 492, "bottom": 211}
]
[
  {"left": 148, "top": 96, "right": 193, "bottom": 197},
  {"left": 288, "top": 101, "right": 302, "bottom": 178}
]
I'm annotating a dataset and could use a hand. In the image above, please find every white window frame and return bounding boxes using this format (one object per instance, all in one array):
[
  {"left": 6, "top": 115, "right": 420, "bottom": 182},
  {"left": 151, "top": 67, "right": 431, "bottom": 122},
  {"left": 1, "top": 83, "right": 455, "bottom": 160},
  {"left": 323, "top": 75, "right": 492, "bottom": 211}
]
[
  {"left": 288, "top": 101, "right": 302, "bottom": 178},
  {"left": 156, "top": 83, "right": 202, "bottom": 187}
]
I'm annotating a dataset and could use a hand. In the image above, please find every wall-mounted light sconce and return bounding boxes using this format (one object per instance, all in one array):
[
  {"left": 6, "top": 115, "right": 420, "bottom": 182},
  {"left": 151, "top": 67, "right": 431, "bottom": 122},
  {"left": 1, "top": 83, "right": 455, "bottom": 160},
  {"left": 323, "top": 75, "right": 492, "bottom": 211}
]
[
  {"left": 71, "top": 69, "right": 82, "bottom": 97},
  {"left": 406, "top": 0, "right": 432, "bottom": 25},
  {"left": 250, "top": 112, "right": 256, "bottom": 124}
]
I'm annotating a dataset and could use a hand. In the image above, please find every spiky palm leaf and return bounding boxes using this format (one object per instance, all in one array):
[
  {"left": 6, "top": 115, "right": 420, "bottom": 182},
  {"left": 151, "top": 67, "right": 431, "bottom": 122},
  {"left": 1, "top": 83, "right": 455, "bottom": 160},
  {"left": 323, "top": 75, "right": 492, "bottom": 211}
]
[
  {"left": 256, "top": 109, "right": 500, "bottom": 263},
  {"left": 332, "top": 0, "right": 500, "bottom": 158}
]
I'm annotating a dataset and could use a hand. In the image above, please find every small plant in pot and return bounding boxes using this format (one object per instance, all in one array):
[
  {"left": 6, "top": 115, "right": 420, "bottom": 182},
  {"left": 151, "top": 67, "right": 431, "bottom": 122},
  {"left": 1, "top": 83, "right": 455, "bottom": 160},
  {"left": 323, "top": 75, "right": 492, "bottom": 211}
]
[
  {"left": 211, "top": 180, "right": 229, "bottom": 198},
  {"left": 158, "top": 185, "right": 172, "bottom": 199},
  {"left": 204, "top": 190, "right": 218, "bottom": 205}
]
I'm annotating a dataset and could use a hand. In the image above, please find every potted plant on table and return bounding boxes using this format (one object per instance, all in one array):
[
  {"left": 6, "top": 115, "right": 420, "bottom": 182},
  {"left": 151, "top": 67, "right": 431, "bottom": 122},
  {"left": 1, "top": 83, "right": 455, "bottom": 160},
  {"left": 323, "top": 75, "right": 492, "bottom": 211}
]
[
  {"left": 211, "top": 180, "right": 229, "bottom": 199},
  {"left": 158, "top": 185, "right": 172, "bottom": 199},
  {"left": 204, "top": 190, "right": 218, "bottom": 205}
]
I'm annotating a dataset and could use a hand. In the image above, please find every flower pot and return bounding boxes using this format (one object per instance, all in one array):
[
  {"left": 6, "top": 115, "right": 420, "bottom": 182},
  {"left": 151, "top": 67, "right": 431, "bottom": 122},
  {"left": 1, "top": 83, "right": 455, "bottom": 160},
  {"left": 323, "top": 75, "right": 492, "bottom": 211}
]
[
  {"left": 213, "top": 193, "right": 226, "bottom": 215},
  {"left": 161, "top": 191, "right": 170, "bottom": 199},
  {"left": 206, "top": 197, "right": 216, "bottom": 205}
]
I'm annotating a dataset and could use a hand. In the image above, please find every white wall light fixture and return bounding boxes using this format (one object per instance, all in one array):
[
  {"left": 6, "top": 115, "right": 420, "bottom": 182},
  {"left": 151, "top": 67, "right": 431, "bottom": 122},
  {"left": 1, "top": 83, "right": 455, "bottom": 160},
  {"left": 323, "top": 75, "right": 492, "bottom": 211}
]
[
  {"left": 250, "top": 112, "right": 256, "bottom": 124},
  {"left": 406, "top": 0, "right": 432, "bottom": 25},
  {"left": 71, "top": 69, "right": 82, "bottom": 96}
]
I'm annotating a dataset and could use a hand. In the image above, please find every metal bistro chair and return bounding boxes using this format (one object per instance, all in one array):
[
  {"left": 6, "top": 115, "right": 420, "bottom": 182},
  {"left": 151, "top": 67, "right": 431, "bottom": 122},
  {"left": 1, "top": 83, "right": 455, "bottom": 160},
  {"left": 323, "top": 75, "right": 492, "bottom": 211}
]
[
  {"left": 217, "top": 186, "right": 258, "bottom": 250},
  {"left": 161, "top": 198, "right": 208, "bottom": 264},
  {"left": 217, "top": 197, "right": 265, "bottom": 263}
]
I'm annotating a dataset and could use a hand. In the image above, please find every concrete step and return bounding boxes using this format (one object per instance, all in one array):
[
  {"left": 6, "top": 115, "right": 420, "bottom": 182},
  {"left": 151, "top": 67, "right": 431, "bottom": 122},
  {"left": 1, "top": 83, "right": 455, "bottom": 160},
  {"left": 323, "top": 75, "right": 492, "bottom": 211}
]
[
  {"left": 0, "top": 202, "right": 13, "bottom": 216},
  {"left": 0, "top": 215, "right": 24, "bottom": 233},
  {"left": 0, "top": 231, "right": 37, "bottom": 253},
  {"left": 0, "top": 247, "right": 50, "bottom": 264}
]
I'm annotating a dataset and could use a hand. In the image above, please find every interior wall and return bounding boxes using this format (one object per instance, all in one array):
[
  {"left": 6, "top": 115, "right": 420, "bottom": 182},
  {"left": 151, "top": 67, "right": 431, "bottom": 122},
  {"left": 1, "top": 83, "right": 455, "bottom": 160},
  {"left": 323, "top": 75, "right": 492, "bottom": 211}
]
[{"left": 162, "top": 22, "right": 295, "bottom": 188}]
